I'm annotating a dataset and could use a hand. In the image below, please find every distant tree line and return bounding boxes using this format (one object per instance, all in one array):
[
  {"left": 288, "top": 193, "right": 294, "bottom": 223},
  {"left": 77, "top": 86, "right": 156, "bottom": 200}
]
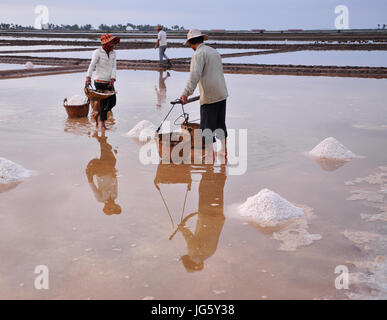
[
  {"left": 0, "top": 23, "right": 34, "bottom": 30},
  {"left": 0, "top": 22, "right": 185, "bottom": 31}
]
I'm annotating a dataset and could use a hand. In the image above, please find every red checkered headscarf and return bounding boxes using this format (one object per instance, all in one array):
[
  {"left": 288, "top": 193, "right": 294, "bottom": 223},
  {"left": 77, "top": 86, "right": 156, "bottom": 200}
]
[{"left": 100, "top": 33, "right": 120, "bottom": 56}]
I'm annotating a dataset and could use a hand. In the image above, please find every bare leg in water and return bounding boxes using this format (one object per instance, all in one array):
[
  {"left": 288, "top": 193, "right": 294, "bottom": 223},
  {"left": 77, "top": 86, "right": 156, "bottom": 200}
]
[
  {"left": 216, "top": 139, "right": 227, "bottom": 164},
  {"left": 92, "top": 100, "right": 100, "bottom": 128}
]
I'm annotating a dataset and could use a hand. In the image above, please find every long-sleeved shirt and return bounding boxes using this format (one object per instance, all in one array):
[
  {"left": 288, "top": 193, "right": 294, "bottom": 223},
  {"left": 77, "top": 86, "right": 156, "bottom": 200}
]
[
  {"left": 182, "top": 43, "right": 228, "bottom": 105},
  {"left": 86, "top": 48, "right": 117, "bottom": 82}
]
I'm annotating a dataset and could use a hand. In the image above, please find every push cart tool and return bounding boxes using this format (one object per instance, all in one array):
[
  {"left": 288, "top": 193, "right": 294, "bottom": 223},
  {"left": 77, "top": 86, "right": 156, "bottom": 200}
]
[{"left": 156, "top": 95, "right": 200, "bottom": 134}]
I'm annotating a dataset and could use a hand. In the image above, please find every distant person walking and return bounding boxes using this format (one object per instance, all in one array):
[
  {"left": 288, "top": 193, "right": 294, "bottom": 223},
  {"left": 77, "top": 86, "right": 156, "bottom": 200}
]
[
  {"left": 155, "top": 25, "right": 171, "bottom": 66},
  {"left": 180, "top": 29, "right": 229, "bottom": 157},
  {"left": 86, "top": 33, "right": 120, "bottom": 130}
]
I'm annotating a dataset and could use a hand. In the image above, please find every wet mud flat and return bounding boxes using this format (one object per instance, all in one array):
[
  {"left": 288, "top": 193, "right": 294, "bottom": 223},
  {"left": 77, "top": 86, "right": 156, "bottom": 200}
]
[
  {"left": 0, "top": 70, "right": 386, "bottom": 299},
  {"left": 1, "top": 55, "right": 387, "bottom": 80}
]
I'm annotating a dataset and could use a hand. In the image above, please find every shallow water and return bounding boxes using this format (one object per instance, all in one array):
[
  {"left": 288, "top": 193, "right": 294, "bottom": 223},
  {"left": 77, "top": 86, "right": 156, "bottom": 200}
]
[
  {"left": 0, "top": 45, "right": 89, "bottom": 52},
  {"left": 5, "top": 48, "right": 257, "bottom": 60},
  {"left": 223, "top": 50, "right": 387, "bottom": 67},
  {"left": 0, "top": 70, "right": 386, "bottom": 299},
  {"left": 0, "top": 63, "right": 58, "bottom": 70}
]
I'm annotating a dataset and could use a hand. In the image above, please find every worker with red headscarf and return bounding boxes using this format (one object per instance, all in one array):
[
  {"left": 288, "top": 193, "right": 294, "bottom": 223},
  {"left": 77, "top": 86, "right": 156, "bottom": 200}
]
[{"left": 86, "top": 33, "right": 120, "bottom": 129}]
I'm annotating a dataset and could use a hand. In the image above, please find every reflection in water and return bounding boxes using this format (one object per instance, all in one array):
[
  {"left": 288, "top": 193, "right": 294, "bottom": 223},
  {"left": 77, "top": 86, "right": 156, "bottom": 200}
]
[
  {"left": 314, "top": 158, "right": 348, "bottom": 172},
  {"left": 154, "top": 163, "right": 226, "bottom": 272},
  {"left": 86, "top": 131, "right": 121, "bottom": 215},
  {"left": 64, "top": 118, "right": 94, "bottom": 136},
  {"left": 0, "top": 181, "right": 21, "bottom": 194},
  {"left": 155, "top": 71, "right": 170, "bottom": 108}
]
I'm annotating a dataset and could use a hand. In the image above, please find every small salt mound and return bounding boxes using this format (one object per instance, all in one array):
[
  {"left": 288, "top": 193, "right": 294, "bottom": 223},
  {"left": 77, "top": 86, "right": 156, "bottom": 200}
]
[
  {"left": 127, "top": 120, "right": 156, "bottom": 141},
  {"left": 309, "top": 137, "right": 355, "bottom": 160},
  {"left": 239, "top": 188, "right": 304, "bottom": 224},
  {"left": 25, "top": 61, "right": 34, "bottom": 69},
  {"left": 68, "top": 95, "right": 87, "bottom": 106},
  {"left": 0, "top": 157, "right": 32, "bottom": 184}
]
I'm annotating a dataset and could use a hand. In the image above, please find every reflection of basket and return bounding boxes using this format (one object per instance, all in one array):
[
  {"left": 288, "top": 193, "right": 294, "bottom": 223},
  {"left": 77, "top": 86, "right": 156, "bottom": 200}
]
[
  {"left": 157, "top": 132, "right": 191, "bottom": 160},
  {"left": 63, "top": 98, "right": 90, "bottom": 118},
  {"left": 181, "top": 122, "right": 201, "bottom": 147},
  {"left": 84, "top": 86, "right": 116, "bottom": 101}
]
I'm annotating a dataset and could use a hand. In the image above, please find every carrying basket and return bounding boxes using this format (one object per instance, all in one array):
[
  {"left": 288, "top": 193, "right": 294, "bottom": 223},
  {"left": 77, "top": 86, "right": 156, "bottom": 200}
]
[
  {"left": 84, "top": 85, "right": 116, "bottom": 101},
  {"left": 63, "top": 98, "right": 90, "bottom": 118}
]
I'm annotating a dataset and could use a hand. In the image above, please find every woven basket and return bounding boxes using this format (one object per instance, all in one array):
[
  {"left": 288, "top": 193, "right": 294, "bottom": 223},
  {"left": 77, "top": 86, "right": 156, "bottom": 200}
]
[
  {"left": 84, "top": 86, "right": 116, "bottom": 101},
  {"left": 63, "top": 98, "right": 90, "bottom": 118}
]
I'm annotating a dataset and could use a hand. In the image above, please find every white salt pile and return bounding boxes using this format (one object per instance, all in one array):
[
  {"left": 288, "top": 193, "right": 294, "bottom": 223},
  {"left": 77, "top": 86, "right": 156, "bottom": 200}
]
[
  {"left": 68, "top": 95, "right": 87, "bottom": 106},
  {"left": 308, "top": 137, "right": 356, "bottom": 160},
  {"left": 126, "top": 120, "right": 157, "bottom": 142},
  {"left": 25, "top": 61, "right": 34, "bottom": 69},
  {"left": 239, "top": 188, "right": 304, "bottom": 224},
  {"left": 0, "top": 157, "right": 32, "bottom": 184}
]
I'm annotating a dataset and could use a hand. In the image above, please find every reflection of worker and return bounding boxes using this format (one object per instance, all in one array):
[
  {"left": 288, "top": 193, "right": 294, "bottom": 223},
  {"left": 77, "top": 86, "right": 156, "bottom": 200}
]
[
  {"left": 179, "top": 165, "right": 226, "bottom": 272},
  {"left": 155, "top": 71, "right": 170, "bottom": 107},
  {"left": 86, "top": 131, "right": 121, "bottom": 215}
]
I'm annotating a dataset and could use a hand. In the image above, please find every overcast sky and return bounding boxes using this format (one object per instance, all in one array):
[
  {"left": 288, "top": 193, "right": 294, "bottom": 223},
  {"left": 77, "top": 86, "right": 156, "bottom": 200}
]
[{"left": 1, "top": 0, "right": 387, "bottom": 30}]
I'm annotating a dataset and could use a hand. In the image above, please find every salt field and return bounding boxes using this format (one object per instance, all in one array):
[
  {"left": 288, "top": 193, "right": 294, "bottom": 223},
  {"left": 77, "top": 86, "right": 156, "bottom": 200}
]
[
  {"left": 0, "top": 68, "right": 386, "bottom": 299},
  {"left": 222, "top": 50, "right": 387, "bottom": 67},
  {"left": 5, "top": 48, "right": 258, "bottom": 60}
]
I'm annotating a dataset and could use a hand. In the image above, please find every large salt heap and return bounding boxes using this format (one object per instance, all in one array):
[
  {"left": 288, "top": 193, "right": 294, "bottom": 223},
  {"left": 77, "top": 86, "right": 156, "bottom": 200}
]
[
  {"left": 309, "top": 137, "right": 356, "bottom": 160},
  {"left": 126, "top": 120, "right": 157, "bottom": 142},
  {"left": 0, "top": 157, "right": 32, "bottom": 184},
  {"left": 239, "top": 188, "right": 304, "bottom": 224}
]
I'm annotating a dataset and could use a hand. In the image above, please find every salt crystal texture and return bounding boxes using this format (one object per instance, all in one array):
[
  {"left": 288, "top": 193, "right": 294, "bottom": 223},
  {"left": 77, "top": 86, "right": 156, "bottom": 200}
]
[
  {"left": 239, "top": 189, "right": 304, "bottom": 224},
  {"left": 126, "top": 120, "right": 156, "bottom": 141},
  {"left": 68, "top": 95, "right": 87, "bottom": 106},
  {"left": 25, "top": 61, "right": 34, "bottom": 69},
  {"left": 309, "top": 137, "right": 356, "bottom": 160},
  {"left": 0, "top": 157, "right": 32, "bottom": 184}
]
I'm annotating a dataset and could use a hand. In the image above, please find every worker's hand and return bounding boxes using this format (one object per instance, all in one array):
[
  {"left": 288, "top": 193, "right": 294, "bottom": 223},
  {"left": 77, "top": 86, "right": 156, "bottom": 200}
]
[
  {"left": 109, "top": 78, "right": 115, "bottom": 87},
  {"left": 85, "top": 77, "right": 91, "bottom": 86},
  {"left": 180, "top": 95, "right": 188, "bottom": 105}
]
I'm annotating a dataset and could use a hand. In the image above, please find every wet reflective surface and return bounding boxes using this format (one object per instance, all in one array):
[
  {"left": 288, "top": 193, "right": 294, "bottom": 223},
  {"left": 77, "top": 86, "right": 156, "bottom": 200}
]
[{"left": 0, "top": 70, "right": 386, "bottom": 299}]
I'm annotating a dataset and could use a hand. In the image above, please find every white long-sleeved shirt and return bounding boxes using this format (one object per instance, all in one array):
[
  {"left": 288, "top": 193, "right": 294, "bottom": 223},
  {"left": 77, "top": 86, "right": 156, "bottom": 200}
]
[
  {"left": 86, "top": 48, "right": 117, "bottom": 82},
  {"left": 182, "top": 43, "right": 228, "bottom": 105}
]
